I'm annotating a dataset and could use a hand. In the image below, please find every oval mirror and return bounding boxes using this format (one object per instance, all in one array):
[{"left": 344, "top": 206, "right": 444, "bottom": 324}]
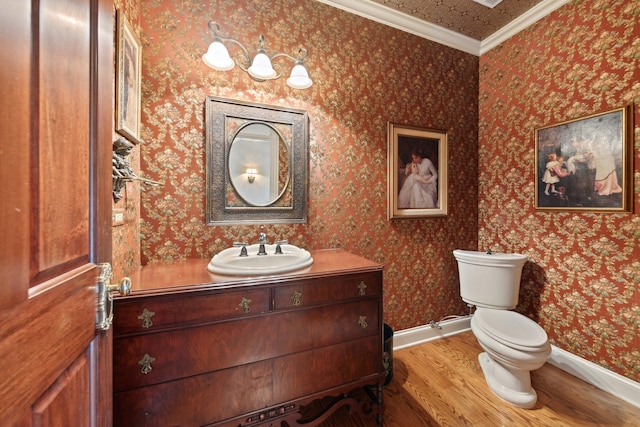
[{"left": 228, "top": 123, "right": 290, "bottom": 207}]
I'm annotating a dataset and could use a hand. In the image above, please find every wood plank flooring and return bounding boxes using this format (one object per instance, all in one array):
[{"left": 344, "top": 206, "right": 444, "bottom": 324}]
[{"left": 318, "top": 331, "right": 640, "bottom": 426}]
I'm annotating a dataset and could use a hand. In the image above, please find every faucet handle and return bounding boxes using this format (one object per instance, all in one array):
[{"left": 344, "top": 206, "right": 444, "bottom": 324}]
[
  {"left": 233, "top": 242, "right": 249, "bottom": 257},
  {"left": 274, "top": 240, "right": 288, "bottom": 255}
]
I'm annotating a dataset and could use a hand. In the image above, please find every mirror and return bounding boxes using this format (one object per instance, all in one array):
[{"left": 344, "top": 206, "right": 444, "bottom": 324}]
[
  {"left": 205, "top": 96, "right": 308, "bottom": 225},
  {"left": 228, "top": 123, "right": 289, "bottom": 207}
]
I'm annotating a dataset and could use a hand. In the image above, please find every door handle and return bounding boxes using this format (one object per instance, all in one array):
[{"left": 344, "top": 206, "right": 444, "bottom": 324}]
[{"left": 96, "top": 263, "right": 131, "bottom": 331}]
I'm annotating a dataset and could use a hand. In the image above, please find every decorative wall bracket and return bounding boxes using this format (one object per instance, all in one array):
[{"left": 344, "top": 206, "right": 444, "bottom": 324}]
[{"left": 112, "top": 137, "right": 163, "bottom": 203}]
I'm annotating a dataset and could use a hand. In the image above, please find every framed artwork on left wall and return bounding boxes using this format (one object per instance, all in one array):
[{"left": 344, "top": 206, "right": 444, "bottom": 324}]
[{"left": 115, "top": 9, "right": 142, "bottom": 144}]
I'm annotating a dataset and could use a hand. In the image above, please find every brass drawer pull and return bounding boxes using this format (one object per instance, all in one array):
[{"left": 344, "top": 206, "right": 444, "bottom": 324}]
[
  {"left": 138, "top": 353, "right": 156, "bottom": 375},
  {"left": 291, "top": 290, "right": 302, "bottom": 306},
  {"left": 358, "top": 315, "right": 368, "bottom": 329},
  {"left": 357, "top": 281, "right": 367, "bottom": 296},
  {"left": 239, "top": 297, "right": 252, "bottom": 313},
  {"left": 138, "top": 308, "right": 155, "bottom": 329}
]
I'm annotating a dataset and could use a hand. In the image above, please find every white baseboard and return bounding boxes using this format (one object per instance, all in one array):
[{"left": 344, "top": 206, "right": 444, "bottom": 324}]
[
  {"left": 392, "top": 316, "right": 471, "bottom": 350},
  {"left": 392, "top": 316, "right": 640, "bottom": 409},
  {"left": 547, "top": 345, "right": 640, "bottom": 408}
]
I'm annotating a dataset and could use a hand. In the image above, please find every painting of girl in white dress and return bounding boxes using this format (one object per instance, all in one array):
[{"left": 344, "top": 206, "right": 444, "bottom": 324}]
[
  {"left": 398, "top": 146, "right": 438, "bottom": 209},
  {"left": 388, "top": 123, "right": 448, "bottom": 219},
  {"left": 534, "top": 106, "right": 631, "bottom": 212}
]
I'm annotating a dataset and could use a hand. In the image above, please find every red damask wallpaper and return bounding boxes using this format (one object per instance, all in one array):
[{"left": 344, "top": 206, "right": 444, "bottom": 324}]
[
  {"left": 111, "top": 0, "right": 639, "bottom": 381},
  {"left": 133, "top": 0, "right": 478, "bottom": 332},
  {"left": 479, "top": 1, "right": 639, "bottom": 381},
  {"left": 112, "top": 0, "right": 143, "bottom": 276}
]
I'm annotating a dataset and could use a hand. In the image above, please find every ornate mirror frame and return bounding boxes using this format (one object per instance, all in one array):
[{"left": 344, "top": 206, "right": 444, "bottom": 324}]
[{"left": 205, "top": 96, "right": 308, "bottom": 225}]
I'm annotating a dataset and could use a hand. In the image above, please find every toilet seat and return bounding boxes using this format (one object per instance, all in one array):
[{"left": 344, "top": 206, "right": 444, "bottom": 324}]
[{"left": 474, "top": 308, "right": 548, "bottom": 351}]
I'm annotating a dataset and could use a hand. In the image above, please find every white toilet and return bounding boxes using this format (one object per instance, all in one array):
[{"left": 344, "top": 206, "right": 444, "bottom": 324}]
[{"left": 453, "top": 249, "right": 551, "bottom": 409}]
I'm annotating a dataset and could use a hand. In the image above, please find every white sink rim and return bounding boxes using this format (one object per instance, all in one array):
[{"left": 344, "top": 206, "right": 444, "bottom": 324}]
[{"left": 207, "top": 244, "right": 314, "bottom": 276}]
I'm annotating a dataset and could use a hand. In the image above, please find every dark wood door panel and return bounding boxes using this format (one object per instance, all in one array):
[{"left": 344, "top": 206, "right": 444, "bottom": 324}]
[
  {"left": 0, "top": 266, "right": 97, "bottom": 422},
  {"left": 0, "top": 0, "right": 114, "bottom": 425},
  {"left": 35, "top": 0, "right": 92, "bottom": 281},
  {"left": 32, "top": 350, "right": 92, "bottom": 426}
]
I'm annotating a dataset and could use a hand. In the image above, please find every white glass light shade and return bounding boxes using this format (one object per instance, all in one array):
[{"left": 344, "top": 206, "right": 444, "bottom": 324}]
[
  {"left": 248, "top": 52, "right": 276, "bottom": 80},
  {"left": 202, "top": 41, "right": 235, "bottom": 71},
  {"left": 286, "top": 64, "right": 313, "bottom": 89}
]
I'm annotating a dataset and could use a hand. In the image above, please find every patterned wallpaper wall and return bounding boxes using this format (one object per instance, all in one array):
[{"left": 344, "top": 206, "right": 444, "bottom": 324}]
[
  {"left": 129, "top": 0, "right": 479, "bottom": 333},
  {"left": 112, "top": 0, "right": 142, "bottom": 278},
  {"left": 110, "top": 0, "right": 638, "bottom": 382},
  {"left": 479, "top": 1, "right": 639, "bottom": 381}
]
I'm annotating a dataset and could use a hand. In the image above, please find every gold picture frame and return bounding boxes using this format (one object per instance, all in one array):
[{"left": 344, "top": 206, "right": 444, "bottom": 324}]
[
  {"left": 387, "top": 123, "right": 448, "bottom": 219},
  {"left": 115, "top": 10, "right": 142, "bottom": 144},
  {"left": 534, "top": 105, "right": 632, "bottom": 212}
]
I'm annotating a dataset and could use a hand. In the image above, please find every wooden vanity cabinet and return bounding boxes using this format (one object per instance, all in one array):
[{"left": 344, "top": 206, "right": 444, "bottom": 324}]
[{"left": 112, "top": 250, "right": 385, "bottom": 427}]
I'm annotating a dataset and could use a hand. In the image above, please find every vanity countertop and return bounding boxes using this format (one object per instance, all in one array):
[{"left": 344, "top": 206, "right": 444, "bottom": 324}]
[{"left": 123, "top": 249, "right": 382, "bottom": 297}]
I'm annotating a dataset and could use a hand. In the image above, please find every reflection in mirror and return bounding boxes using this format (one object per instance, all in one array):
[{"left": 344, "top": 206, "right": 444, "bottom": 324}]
[
  {"left": 228, "top": 123, "right": 289, "bottom": 207},
  {"left": 205, "top": 96, "right": 308, "bottom": 225}
]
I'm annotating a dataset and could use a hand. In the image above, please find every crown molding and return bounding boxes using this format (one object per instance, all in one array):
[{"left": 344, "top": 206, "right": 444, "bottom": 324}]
[
  {"left": 316, "top": 0, "right": 569, "bottom": 57},
  {"left": 479, "top": 0, "right": 570, "bottom": 54},
  {"left": 314, "top": 0, "right": 481, "bottom": 56}
]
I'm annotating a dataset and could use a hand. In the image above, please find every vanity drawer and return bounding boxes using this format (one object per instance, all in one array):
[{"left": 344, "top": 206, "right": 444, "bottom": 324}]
[
  {"left": 113, "top": 335, "right": 382, "bottom": 427},
  {"left": 113, "top": 287, "right": 271, "bottom": 336},
  {"left": 113, "top": 298, "right": 379, "bottom": 392},
  {"left": 273, "top": 272, "right": 381, "bottom": 310}
]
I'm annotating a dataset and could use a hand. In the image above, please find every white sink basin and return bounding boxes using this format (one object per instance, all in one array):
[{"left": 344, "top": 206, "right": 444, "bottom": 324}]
[{"left": 207, "top": 244, "right": 313, "bottom": 276}]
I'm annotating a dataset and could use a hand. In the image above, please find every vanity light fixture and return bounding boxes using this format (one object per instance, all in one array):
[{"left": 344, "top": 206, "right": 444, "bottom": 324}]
[
  {"left": 246, "top": 168, "right": 257, "bottom": 183},
  {"left": 202, "top": 21, "right": 313, "bottom": 89}
]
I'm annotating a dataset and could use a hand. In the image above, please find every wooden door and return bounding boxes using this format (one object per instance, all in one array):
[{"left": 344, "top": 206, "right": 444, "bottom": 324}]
[{"left": 0, "top": 0, "right": 114, "bottom": 425}]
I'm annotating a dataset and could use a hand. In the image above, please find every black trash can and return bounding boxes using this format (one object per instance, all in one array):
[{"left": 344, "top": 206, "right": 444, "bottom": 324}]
[{"left": 383, "top": 323, "right": 394, "bottom": 386}]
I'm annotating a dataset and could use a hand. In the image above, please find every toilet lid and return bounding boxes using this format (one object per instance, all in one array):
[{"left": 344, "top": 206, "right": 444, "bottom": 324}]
[{"left": 474, "top": 308, "right": 548, "bottom": 350}]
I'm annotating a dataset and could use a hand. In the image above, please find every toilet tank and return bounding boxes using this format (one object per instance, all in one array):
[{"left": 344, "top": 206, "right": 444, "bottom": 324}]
[{"left": 453, "top": 250, "right": 528, "bottom": 309}]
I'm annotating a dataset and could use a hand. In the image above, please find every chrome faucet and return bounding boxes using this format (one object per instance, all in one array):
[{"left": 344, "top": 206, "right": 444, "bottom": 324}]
[{"left": 257, "top": 228, "right": 268, "bottom": 256}]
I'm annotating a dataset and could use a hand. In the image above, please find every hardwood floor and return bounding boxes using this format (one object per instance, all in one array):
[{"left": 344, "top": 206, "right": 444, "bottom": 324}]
[{"left": 318, "top": 331, "right": 640, "bottom": 426}]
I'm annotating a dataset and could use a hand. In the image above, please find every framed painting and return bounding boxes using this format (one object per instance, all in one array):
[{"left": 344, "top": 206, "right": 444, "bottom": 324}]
[
  {"left": 387, "top": 123, "right": 448, "bottom": 219},
  {"left": 115, "top": 9, "right": 142, "bottom": 144},
  {"left": 534, "top": 105, "right": 632, "bottom": 212}
]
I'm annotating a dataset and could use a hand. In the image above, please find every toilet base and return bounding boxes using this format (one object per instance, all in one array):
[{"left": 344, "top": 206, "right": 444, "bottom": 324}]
[{"left": 478, "top": 352, "right": 538, "bottom": 409}]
